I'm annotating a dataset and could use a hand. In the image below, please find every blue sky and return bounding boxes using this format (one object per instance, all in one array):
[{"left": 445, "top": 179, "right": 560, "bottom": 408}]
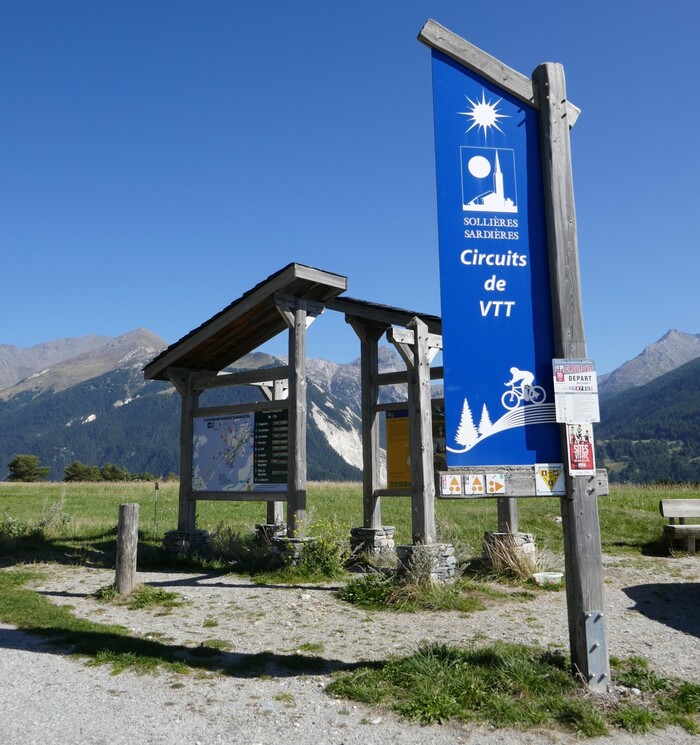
[{"left": 2, "top": 1, "right": 698, "bottom": 374}]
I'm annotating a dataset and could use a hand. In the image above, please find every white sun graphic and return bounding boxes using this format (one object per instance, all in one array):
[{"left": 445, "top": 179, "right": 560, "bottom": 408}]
[{"left": 458, "top": 90, "right": 508, "bottom": 139}]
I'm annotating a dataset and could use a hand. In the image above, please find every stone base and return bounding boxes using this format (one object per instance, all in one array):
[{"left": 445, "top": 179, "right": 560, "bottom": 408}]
[
  {"left": 396, "top": 543, "right": 457, "bottom": 583},
  {"left": 483, "top": 532, "right": 536, "bottom": 567},
  {"left": 255, "top": 523, "right": 287, "bottom": 543},
  {"left": 271, "top": 536, "right": 316, "bottom": 567},
  {"left": 163, "top": 529, "right": 211, "bottom": 556},
  {"left": 349, "top": 526, "right": 395, "bottom": 557}
]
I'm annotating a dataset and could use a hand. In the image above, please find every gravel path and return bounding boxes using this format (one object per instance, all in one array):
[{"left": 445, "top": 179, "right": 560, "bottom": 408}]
[{"left": 1, "top": 553, "right": 698, "bottom": 744}]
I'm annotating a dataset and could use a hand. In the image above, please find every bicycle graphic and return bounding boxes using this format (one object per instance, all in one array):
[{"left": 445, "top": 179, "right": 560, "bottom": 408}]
[{"left": 501, "top": 367, "right": 546, "bottom": 410}]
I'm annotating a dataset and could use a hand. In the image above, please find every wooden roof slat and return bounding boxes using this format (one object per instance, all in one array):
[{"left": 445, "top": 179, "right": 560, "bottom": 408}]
[{"left": 327, "top": 296, "right": 442, "bottom": 336}]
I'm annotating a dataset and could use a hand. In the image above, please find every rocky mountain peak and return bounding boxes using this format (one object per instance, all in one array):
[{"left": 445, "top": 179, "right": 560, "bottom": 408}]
[{"left": 599, "top": 329, "right": 700, "bottom": 398}]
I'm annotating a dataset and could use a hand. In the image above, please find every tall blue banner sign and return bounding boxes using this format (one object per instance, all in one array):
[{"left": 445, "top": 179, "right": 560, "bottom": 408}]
[{"left": 431, "top": 50, "right": 560, "bottom": 466}]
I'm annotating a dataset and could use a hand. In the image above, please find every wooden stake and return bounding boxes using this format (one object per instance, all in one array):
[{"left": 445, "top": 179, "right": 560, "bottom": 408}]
[{"left": 115, "top": 503, "right": 139, "bottom": 595}]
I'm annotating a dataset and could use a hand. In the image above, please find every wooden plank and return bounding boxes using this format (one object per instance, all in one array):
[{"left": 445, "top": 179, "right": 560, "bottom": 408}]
[
  {"left": 190, "top": 491, "right": 289, "bottom": 502},
  {"left": 659, "top": 499, "right": 700, "bottom": 519},
  {"left": 193, "top": 400, "right": 289, "bottom": 418},
  {"left": 191, "top": 366, "right": 290, "bottom": 392},
  {"left": 438, "top": 467, "right": 608, "bottom": 498},
  {"left": 407, "top": 317, "right": 436, "bottom": 543},
  {"left": 376, "top": 401, "right": 410, "bottom": 413},
  {"left": 376, "top": 366, "right": 444, "bottom": 387},
  {"left": 664, "top": 525, "right": 699, "bottom": 555},
  {"left": 374, "top": 488, "right": 412, "bottom": 498},
  {"left": 329, "top": 296, "right": 442, "bottom": 335},
  {"left": 418, "top": 19, "right": 580, "bottom": 126},
  {"left": 535, "top": 61, "right": 609, "bottom": 691}
]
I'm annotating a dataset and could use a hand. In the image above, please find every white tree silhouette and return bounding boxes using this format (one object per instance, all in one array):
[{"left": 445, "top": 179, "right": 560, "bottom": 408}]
[
  {"left": 478, "top": 403, "right": 493, "bottom": 436},
  {"left": 455, "top": 398, "right": 479, "bottom": 447}
]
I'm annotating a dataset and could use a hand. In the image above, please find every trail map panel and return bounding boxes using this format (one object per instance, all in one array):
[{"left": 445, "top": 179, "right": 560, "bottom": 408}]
[{"left": 192, "top": 412, "right": 287, "bottom": 492}]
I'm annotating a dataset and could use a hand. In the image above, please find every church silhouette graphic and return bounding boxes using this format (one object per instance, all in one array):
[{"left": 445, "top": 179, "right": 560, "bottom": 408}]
[{"left": 461, "top": 147, "right": 518, "bottom": 213}]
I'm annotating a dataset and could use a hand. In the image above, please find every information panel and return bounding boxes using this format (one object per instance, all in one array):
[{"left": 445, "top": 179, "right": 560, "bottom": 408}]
[
  {"left": 192, "top": 411, "right": 287, "bottom": 492},
  {"left": 430, "top": 50, "right": 560, "bottom": 467}
]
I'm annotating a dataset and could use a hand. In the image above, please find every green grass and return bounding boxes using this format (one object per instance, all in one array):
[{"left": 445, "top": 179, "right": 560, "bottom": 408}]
[
  {"left": 94, "top": 583, "right": 184, "bottom": 611},
  {"left": 337, "top": 571, "right": 519, "bottom": 613},
  {"left": 327, "top": 642, "right": 699, "bottom": 736},
  {"left": 0, "top": 481, "right": 692, "bottom": 568}
]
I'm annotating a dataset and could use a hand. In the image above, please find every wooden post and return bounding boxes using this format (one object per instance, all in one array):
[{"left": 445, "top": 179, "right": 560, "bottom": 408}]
[
  {"left": 115, "top": 503, "right": 139, "bottom": 595},
  {"left": 497, "top": 497, "right": 518, "bottom": 533},
  {"left": 534, "top": 62, "right": 610, "bottom": 690},
  {"left": 348, "top": 318, "right": 389, "bottom": 529},
  {"left": 171, "top": 371, "right": 198, "bottom": 533},
  {"left": 407, "top": 317, "right": 436, "bottom": 544},
  {"left": 286, "top": 298, "right": 308, "bottom": 537}
]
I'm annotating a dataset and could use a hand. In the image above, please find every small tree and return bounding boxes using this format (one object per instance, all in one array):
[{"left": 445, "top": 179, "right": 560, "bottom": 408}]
[
  {"left": 100, "top": 463, "right": 129, "bottom": 481},
  {"left": 64, "top": 460, "right": 102, "bottom": 482},
  {"left": 8, "top": 454, "right": 51, "bottom": 482}
]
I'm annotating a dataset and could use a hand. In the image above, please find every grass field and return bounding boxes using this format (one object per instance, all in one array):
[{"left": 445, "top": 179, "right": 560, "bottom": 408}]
[{"left": 1, "top": 479, "right": 696, "bottom": 567}]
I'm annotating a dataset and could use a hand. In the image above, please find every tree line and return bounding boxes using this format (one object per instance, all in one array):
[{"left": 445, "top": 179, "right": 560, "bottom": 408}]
[{"left": 6, "top": 454, "right": 167, "bottom": 483}]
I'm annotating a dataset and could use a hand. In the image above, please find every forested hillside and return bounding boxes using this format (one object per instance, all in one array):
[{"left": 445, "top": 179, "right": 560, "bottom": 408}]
[{"left": 597, "top": 358, "right": 700, "bottom": 482}]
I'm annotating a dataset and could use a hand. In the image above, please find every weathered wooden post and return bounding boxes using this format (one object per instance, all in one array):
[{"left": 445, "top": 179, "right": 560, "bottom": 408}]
[
  {"left": 348, "top": 318, "right": 389, "bottom": 530},
  {"left": 115, "top": 503, "right": 139, "bottom": 595},
  {"left": 168, "top": 369, "right": 198, "bottom": 533},
  {"left": 279, "top": 296, "right": 309, "bottom": 538},
  {"left": 534, "top": 61, "right": 610, "bottom": 689}
]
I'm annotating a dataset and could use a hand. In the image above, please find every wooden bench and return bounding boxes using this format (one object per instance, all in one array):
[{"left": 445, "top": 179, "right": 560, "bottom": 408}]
[{"left": 659, "top": 499, "right": 700, "bottom": 555}]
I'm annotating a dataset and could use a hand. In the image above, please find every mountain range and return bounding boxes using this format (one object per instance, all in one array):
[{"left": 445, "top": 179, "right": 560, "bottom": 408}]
[
  {"left": 1, "top": 327, "right": 698, "bottom": 483},
  {"left": 0, "top": 329, "right": 408, "bottom": 482}
]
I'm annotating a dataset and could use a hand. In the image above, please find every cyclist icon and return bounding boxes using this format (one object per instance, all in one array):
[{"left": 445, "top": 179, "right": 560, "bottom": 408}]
[{"left": 501, "top": 367, "right": 546, "bottom": 410}]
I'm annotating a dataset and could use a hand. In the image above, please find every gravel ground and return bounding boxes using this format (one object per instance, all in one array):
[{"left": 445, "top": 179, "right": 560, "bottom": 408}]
[{"left": 1, "top": 553, "right": 698, "bottom": 745}]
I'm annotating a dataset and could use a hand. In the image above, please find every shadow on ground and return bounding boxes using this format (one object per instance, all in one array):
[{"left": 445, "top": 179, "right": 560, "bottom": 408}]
[
  {"left": 622, "top": 582, "right": 700, "bottom": 638},
  {"left": 0, "top": 623, "right": 372, "bottom": 679}
]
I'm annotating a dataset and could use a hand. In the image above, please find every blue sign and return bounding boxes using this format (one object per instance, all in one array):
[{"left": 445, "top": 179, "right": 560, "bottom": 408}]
[{"left": 431, "top": 50, "right": 560, "bottom": 466}]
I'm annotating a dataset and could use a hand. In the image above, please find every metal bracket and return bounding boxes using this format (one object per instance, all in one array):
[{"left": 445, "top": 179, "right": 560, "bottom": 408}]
[{"left": 584, "top": 611, "right": 609, "bottom": 691}]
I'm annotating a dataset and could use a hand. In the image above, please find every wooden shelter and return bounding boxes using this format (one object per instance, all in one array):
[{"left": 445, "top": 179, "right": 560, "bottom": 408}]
[{"left": 143, "top": 263, "right": 444, "bottom": 541}]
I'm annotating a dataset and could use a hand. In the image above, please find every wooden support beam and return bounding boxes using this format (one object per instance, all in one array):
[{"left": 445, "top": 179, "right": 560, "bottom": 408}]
[
  {"left": 418, "top": 18, "right": 580, "bottom": 127},
  {"left": 348, "top": 318, "right": 390, "bottom": 529},
  {"left": 535, "top": 61, "right": 609, "bottom": 691},
  {"left": 191, "top": 366, "right": 290, "bottom": 392},
  {"left": 387, "top": 326, "right": 443, "bottom": 370},
  {"left": 283, "top": 298, "right": 308, "bottom": 537},
  {"left": 189, "top": 491, "right": 289, "bottom": 502},
  {"left": 375, "top": 366, "right": 444, "bottom": 387},
  {"left": 194, "top": 399, "right": 289, "bottom": 418},
  {"left": 275, "top": 293, "right": 325, "bottom": 329},
  {"left": 497, "top": 497, "right": 518, "bottom": 533},
  {"left": 171, "top": 370, "right": 198, "bottom": 532},
  {"left": 406, "top": 317, "right": 436, "bottom": 544}
]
